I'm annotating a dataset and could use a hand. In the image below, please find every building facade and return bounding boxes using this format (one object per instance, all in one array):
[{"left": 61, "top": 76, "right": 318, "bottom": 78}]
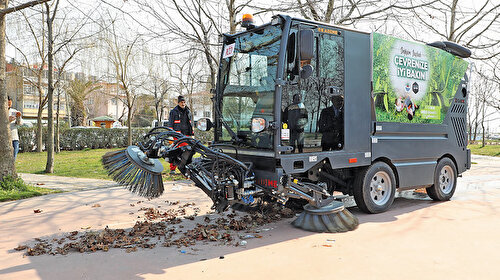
[{"left": 6, "top": 62, "right": 71, "bottom": 124}]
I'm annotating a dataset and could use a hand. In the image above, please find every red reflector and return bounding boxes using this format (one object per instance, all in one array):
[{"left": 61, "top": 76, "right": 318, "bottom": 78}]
[{"left": 349, "top": 158, "right": 357, "bottom": 163}]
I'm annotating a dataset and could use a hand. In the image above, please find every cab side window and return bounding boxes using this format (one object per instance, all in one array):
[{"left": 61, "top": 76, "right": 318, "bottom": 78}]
[{"left": 317, "top": 33, "right": 345, "bottom": 151}]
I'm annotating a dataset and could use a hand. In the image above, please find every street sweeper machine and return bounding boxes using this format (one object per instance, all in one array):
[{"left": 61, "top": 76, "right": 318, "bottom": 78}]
[{"left": 103, "top": 14, "right": 471, "bottom": 233}]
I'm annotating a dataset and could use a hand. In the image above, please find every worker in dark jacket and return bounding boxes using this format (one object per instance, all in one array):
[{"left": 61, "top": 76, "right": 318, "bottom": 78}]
[
  {"left": 283, "top": 93, "right": 308, "bottom": 153},
  {"left": 319, "top": 95, "right": 344, "bottom": 151},
  {"left": 168, "top": 95, "right": 193, "bottom": 174}
]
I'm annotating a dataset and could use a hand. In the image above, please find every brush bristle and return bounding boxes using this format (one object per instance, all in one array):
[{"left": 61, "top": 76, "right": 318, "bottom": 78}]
[
  {"left": 292, "top": 204, "right": 359, "bottom": 233},
  {"left": 102, "top": 149, "right": 164, "bottom": 198}
]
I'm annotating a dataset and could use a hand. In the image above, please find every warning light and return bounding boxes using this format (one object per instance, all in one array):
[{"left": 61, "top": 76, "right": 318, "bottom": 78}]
[{"left": 242, "top": 14, "right": 255, "bottom": 30}]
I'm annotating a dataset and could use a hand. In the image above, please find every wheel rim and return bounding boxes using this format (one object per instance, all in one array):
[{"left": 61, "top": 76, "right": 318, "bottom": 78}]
[
  {"left": 439, "top": 165, "right": 455, "bottom": 194},
  {"left": 369, "top": 171, "right": 392, "bottom": 206}
]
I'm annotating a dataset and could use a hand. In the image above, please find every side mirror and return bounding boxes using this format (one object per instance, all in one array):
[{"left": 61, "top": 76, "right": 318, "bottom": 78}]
[
  {"left": 287, "top": 33, "right": 296, "bottom": 64},
  {"left": 197, "top": 118, "right": 213, "bottom": 131},
  {"left": 251, "top": 117, "right": 266, "bottom": 133},
  {"left": 299, "top": 29, "right": 314, "bottom": 61}
]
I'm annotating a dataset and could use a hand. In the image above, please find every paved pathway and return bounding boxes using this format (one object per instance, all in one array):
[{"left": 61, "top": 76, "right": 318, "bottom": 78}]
[
  {"left": 19, "top": 173, "right": 118, "bottom": 192},
  {"left": 19, "top": 173, "right": 194, "bottom": 192},
  {"left": 0, "top": 155, "right": 498, "bottom": 280}
]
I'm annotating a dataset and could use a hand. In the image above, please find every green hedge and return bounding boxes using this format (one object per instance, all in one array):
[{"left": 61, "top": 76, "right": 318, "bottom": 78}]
[{"left": 17, "top": 127, "right": 214, "bottom": 152}]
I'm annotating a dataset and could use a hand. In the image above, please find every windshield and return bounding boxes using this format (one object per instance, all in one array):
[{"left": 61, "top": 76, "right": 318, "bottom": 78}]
[{"left": 219, "top": 25, "right": 282, "bottom": 149}]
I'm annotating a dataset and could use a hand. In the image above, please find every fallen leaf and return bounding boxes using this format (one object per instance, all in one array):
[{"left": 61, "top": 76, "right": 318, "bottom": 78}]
[
  {"left": 91, "top": 204, "right": 101, "bottom": 208},
  {"left": 33, "top": 209, "right": 42, "bottom": 214},
  {"left": 126, "top": 247, "right": 137, "bottom": 253},
  {"left": 14, "top": 245, "right": 27, "bottom": 251}
]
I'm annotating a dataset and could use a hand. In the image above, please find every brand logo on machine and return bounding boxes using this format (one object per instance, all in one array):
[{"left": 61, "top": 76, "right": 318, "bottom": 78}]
[
  {"left": 405, "top": 83, "right": 411, "bottom": 92},
  {"left": 317, "top": 27, "right": 340, "bottom": 35},
  {"left": 257, "top": 179, "right": 278, "bottom": 188},
  {"left": 412, "top": 82, "right": 419, "bottom": 94}
]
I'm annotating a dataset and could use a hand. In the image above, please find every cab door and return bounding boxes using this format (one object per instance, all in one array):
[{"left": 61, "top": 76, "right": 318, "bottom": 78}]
[{"left": 281, "top": 25, "right": 345, "bottom": 154}]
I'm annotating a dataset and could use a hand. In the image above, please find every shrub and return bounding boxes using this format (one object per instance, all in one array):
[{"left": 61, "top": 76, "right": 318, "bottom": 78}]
[
  {"left": 0, "top": 176, "right": 29, "bottom": 192},
  {"left": 18, "top": 127, "right": 215, "bottom": 152}
]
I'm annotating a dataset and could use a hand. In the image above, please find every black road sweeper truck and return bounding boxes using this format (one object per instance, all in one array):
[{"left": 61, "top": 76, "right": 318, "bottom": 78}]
[{"left": 103, "top": 14, "right": 471, "bottom": 233}]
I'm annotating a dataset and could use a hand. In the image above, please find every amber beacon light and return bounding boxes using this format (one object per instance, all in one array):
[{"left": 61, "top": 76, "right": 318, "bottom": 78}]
[{"left": 242, "top": 14, "right": 255, "bottom": 29}]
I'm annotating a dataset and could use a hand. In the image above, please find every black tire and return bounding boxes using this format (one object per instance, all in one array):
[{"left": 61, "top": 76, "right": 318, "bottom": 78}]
[
  {"left": 353, "top": 162, "right": 396, "bottom": 214},
  {"left": 426, "top": 157, "right": 457, "bottom": 201}
]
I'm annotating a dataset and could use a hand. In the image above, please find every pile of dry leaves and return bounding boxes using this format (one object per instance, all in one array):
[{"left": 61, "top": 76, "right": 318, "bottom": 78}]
[{"left": 14, "top": 201, "right": 297, "bottom": 256}]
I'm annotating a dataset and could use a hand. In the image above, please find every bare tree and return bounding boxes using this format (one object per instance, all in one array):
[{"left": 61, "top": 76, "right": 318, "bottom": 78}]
[
  {"left": 45, "top": 0, "right": 100, "bottom": 167},
  {"left": 8, "top": 6, "right": 48, "bottom": 152},
  {"left": 147, "top": 74, "right": 171, "bottom": 122},
  {"left": 168, "top": 50, "right": 205, "bottom": 106},
  {"left": 51, "top": 5, "right": 101, "bottom": 153},
  {"left": 127, "top": 0, "right": 221, "bottom": 91},
  {"left": 104, "top": 16, "right": 141, "bottom": 145},
  {"left": 140, "top": 50, "right": 172, "bottom": 122},
  {"left": 254, "top": 0, "right": 434, "bottom": 26},
  {"left": 44, "top": 0, "right": 58, "bottom": 172},
  {"left": 1, "top": 0, "right": 51, "bottom": 179},
  {"left": 487, "top": 60, "right": 500, "bottom": 113},
  {"left": 395, "top": 0, "right": 500, "bottom": 60},
  {"left": 467, "top": 66, "right": 499, "bottom": 146}
]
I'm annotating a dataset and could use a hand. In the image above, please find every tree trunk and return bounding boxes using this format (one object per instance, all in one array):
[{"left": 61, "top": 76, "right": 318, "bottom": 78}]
[
  {"left": 36, "top": 97, "right": 43, "bottom": 152},
  {"left": 55, "top": 87, "right": 60, "bottom": 153},
  {"left": 45, "top": 3, "right": 54, "bottom": 173},
  {"left": 473, "top": 123, "right": 478, "bottom": 144},
  {"left": 127, "top": 106, "right": 132, "bottom": 145},
  {"left": 0, "top": 3, "right": 16, "bottom": 178},
  {"left": 228, "top": 0, "right": 236, "bottom": 33},
  {"left": 481, "top": 122, "right": 485, "bottom": 147}
]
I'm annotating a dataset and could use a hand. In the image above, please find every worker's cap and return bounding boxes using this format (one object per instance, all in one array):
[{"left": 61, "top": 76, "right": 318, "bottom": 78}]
[{"left": 178, "top": 95, "right": 185, "bottom": 103}]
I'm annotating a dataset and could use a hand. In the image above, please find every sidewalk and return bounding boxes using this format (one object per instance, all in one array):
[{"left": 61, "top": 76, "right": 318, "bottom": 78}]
[
  {"left": 19, "top": 173, "right": 195, "bottom": 192},
  {"left": 0, "top": 156, "right": 499, "bottom": 279},
  {"left": 19, "top": 173, "right": 118, "bottom": 192}
]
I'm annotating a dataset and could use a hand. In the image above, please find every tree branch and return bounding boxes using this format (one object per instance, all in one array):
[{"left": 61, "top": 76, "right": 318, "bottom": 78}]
[{"left": 0, "top": 0, "right": 51, "bottom": 15}]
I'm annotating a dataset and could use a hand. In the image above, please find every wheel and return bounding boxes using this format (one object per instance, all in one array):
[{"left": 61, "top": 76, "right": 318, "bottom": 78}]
[
  {"left": 353, "top": 162, "right": 396, "bottom": 214},
  {"left": 426, "top": 157, "right": 457, "bottom": 201}
]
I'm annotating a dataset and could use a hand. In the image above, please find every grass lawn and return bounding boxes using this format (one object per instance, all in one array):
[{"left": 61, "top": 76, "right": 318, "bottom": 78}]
[
  {"left": 16, "top": 148, "right": 179, "bottom": 180},
  {"left": 0, "top": 176, "right": 62, "bottom": 202},
  {"left": 0, "top": 186, "right": 62, "bottom": 202},
  {"left": 468, "top": 144, "right": 500, "bottom": 157}
]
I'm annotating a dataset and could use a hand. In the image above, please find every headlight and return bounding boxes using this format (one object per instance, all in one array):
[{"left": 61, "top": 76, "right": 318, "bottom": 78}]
[{"left": 251, "top": 118, "right": 266, "bottom": 133}]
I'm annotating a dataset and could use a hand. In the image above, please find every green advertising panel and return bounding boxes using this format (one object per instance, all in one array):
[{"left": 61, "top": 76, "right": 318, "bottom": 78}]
[{"left": 372, "top": 33, "right": 469, "bottom": 123}]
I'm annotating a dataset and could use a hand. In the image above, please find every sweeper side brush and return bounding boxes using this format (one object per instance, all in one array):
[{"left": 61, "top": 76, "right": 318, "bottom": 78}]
[
  {"left": 102, "top": 145, "right": 164, "bottom": 198},
  {"left": 292, "top": 201, "right": 359, "bottom": 233}
]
